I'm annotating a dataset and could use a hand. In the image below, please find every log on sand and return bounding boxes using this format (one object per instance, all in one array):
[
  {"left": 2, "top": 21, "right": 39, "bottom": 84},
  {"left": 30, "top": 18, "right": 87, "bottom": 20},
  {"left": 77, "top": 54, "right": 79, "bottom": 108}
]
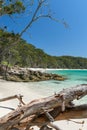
[{"left": 0, "top": 84, "right": 87, "bottom": 130}]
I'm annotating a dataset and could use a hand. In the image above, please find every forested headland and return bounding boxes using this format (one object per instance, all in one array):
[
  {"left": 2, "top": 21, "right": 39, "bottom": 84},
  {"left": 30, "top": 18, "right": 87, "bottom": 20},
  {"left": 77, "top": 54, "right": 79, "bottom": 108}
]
[{"left": 0, "top": 29, "right": 87, "bottom": 69}]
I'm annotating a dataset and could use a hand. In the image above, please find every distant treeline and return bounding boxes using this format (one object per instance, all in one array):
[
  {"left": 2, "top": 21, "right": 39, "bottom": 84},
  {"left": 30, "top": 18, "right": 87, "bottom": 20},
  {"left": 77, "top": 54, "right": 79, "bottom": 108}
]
[{"left": 0, "top": 29, "right": 87, "bottom": 69}]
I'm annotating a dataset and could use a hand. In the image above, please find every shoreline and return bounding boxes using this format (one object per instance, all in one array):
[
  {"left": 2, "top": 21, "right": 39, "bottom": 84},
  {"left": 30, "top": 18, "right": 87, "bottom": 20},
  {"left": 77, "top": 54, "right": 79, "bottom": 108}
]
[
  {"left": 0, "top": 80, "right": 87, "bottom": 129},
  {"left": 29, "top": 68, "right": 87, "bottom": 72},
  {"left": 0, "top": 79, "right": 46, "bottom": 117}
]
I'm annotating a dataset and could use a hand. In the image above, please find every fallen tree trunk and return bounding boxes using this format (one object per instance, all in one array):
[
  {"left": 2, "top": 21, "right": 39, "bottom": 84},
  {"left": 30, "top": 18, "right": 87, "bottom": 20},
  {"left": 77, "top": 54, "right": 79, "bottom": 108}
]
[{"left": 0, "top": 84, "right": 87, "bottom": 130}]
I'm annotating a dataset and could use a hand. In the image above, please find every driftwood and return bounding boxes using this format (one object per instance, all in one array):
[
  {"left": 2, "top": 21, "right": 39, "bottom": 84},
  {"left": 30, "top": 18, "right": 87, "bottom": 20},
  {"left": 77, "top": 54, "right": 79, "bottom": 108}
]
[{"left": 0, "top": 84, "right": 87, "bottom": 130}]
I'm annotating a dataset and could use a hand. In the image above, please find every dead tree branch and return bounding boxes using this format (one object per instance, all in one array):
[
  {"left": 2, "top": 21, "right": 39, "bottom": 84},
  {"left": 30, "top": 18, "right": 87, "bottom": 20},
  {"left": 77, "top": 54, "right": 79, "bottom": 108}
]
[
  {"left": 0, "top": 106, "right": 14, "bottom": 110},
  {"left": 0, "top": 94, "right": 25, "bottom": 106},
  {"left": 20, "top": 0, "right": 67, "bottom": 36},
  {"left": 20, "top": 0, "right": 48, "bottom": 36},
  {"left": 0, "top": 84, "right": 87, "bottom": 130}
]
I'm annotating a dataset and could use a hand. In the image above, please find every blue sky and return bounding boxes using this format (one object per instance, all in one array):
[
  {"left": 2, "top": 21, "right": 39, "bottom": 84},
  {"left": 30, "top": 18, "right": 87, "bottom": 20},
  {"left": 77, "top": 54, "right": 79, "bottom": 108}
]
[{"left": 1, "top": 0, "right": 87, "bottom": 57}]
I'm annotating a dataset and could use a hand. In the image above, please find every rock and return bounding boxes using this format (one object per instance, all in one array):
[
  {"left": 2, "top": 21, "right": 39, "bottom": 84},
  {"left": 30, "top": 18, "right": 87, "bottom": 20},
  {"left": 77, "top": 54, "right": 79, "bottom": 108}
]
[
  {"left": 0, "top": 65, "right": 66, "bottom": 82},
  {"left": 6, "top": 75, "right": 23, "bottom": 82}
]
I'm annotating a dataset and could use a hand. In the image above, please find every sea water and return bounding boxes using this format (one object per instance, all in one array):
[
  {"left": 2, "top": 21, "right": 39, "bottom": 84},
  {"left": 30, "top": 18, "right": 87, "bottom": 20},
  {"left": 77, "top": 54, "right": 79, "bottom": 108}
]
[
  {"left": 29, "top": 69, "right": 87, "bottom": 105},
  {"left": 0, "top": 69, "right": 87, "bottom": 107},
  {"left": 0, "top": 69, "right": 87, "bottom": 130}
]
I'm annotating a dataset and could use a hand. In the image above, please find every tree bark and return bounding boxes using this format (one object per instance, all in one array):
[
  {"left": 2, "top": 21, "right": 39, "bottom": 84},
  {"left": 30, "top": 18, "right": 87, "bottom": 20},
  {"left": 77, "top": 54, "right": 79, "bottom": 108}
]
[{"left": 0, "top": 84, "right": 87, "bottom": 130}]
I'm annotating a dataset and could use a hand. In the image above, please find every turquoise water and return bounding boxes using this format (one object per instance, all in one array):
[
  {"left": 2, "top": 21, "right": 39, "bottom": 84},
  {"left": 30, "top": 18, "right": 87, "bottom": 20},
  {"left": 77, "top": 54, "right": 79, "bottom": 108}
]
[
  {"left": 46, "top": 69, "right": 87, "bottom": 104},
  {"left": 48, "top": 69, "right": 87, "bottom": 82},
  {"left": 30, "top": 69, "right": 87, "bottom": 105}
]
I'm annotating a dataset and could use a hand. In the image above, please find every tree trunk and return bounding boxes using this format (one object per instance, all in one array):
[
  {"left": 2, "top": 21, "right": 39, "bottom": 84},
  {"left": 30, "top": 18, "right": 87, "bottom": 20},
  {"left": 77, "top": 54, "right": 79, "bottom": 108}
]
[{"left": 0, "top": 84, "right": 87, "bottom": 130}]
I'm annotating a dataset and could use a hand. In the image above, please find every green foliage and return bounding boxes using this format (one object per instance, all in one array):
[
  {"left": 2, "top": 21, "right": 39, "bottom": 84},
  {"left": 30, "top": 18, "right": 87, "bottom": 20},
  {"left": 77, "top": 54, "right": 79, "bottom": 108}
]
[
  {"left": 1, "top": 61, "right": 12, "bottom": 67},
  {"left": 1, "top": 30, "right": 87, "bottom": 69},
  {"left": 0, "top": 0, "right": 25, "bottom": 15},
  {"left": 1, "top": 61, "right": 8, "bottom": 65}
]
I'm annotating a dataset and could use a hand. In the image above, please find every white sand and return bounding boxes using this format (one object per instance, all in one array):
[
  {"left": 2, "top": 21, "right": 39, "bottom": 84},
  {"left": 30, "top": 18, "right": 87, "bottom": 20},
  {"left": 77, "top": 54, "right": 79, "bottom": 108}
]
[
  {"left": 29, "top": 68, "right": 87, "bottom": 71},
  {"left": 0, "top": 79, "right": 87, "bottom": 130}
]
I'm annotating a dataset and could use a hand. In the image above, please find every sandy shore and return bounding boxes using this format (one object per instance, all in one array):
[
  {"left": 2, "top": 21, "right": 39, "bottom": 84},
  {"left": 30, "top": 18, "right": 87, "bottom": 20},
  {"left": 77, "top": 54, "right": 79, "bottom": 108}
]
[
  {"left": 0, "top": 79, "right": 44, "bottom": 117},
  {"left": 0, "top": 79, "right": 87, "bottom": 130},
  {"left": 29, "top": 68, "right": 87, "bottom": 71}
]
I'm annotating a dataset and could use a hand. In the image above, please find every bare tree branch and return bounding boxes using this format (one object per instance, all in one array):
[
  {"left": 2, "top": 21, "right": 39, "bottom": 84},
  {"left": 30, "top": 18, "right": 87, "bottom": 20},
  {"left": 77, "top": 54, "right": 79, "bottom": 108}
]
[
  {"left": 50, "top": 122, "right": 62, "bottom": 130},
  {"left": 0, "top": 84, "right": 87, "bottom": 130},
  {"left": 0, "top": 106, "right": 15, "bottom": 110},
  {"left": 0, "top": 94, "right": 25, "bottom": 105},
  {"left": 20, "top": 0, "right": 46, "bottom": 36},
  {"left": 20, "top": 0, "right": 69, "bottom": 36}
]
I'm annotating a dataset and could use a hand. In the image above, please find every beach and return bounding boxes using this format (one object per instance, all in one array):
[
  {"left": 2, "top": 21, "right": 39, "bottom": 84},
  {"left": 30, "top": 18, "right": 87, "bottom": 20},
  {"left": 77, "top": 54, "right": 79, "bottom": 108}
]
[{"left": 0, "top": 78, "right": 87, "bottom": 130}]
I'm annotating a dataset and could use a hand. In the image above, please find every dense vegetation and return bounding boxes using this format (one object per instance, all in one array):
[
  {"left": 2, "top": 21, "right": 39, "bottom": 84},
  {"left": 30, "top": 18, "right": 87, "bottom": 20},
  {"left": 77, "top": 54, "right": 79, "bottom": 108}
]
[
  {"left": 0, "top": 29, "right": 87, "bottom": 69},
  {"left": 0, "top": 0, "right": 72, "bottom": 69}
]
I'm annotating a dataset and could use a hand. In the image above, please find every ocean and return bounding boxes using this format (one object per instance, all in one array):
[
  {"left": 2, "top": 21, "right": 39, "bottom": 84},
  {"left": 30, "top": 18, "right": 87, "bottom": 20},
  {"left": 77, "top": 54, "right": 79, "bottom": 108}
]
[
  {"left": 0, "top": 69, "right": 87, "bottom": 130},
  {"left": 0, "top": 69, "right": 87, "bottom": 107},
  {"left": 29, "top": 69, "right": 87, "bottom": 104}
]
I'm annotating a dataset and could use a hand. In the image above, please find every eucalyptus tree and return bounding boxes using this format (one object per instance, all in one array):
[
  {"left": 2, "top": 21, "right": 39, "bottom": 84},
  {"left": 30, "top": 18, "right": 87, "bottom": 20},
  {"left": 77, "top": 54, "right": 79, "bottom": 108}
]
[
  {"left": 0, "top": 0, "right": 61, "bottom": 37},
  {"left": 0, "top": 0, "right": 67, "bottom": 67}
]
